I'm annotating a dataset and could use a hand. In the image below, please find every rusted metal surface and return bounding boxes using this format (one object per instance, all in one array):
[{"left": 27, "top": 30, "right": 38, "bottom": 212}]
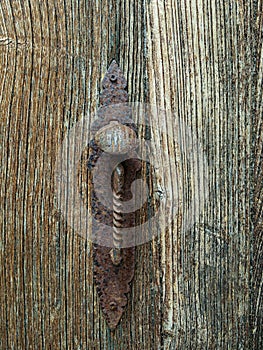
[
  {"left": 79, "top": 61, "right": 160, "bottom": 329},
  {"left": 94, "top": 121, "right": 138, "bottom": 154},
  {"left": 110, "top": 163, "right": 125, "bottom": 266},
  {"left": 89, "top": 61, "right": 141, "bottom": 329},
  {"left": 93, "top": 245, "right": 135, "bottom": 330}
]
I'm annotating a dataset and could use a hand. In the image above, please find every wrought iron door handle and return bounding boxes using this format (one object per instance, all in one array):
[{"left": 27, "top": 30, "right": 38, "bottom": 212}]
[
  {"left": 94, "top": 120, "right": 138, "bottom": 266},
  {"left": 88, "top": 61, "right": 142, "bottom": 330}
]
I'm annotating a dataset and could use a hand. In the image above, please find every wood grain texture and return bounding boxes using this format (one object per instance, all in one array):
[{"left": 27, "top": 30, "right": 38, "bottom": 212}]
[{"left": 0, "top": 0, "right": 262, "bottom": 349}]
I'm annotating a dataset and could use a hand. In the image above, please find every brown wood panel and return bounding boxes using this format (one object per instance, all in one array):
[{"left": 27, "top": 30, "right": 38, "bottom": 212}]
[{"left": 0, "top": 0, "right": 262, "bottom": 349}]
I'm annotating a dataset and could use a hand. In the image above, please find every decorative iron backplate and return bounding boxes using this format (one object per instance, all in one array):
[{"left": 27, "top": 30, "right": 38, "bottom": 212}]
[
  {"left": 78, "top": 61, "right": 161, "bottom": 329},
  {"left": 89, "top": 61, "right": 141, "bottom": 330}
]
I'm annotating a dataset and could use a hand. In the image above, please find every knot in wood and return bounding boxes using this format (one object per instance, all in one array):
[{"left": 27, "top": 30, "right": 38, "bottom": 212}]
[{"left": 95, "top": 121, "right": 137, "bottom": 154}]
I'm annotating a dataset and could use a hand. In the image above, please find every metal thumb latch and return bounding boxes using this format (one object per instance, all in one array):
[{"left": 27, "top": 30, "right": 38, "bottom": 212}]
[{"left": 86, "top": 61, "right": 143, "bottom": 330}]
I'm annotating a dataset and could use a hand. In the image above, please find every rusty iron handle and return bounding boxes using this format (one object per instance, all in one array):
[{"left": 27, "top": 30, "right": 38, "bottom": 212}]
[
  {"left": 90, "top": 61, "right": 140, "bottom": 330},
  {"left": 94, "top": 120, "right": 138, "bottom": 265},
  {"left": 110, "top": 163, "right": 125, "bottom": 265},
  {"left": 88, "top": 61, "right": 161, "bottom": 330}
]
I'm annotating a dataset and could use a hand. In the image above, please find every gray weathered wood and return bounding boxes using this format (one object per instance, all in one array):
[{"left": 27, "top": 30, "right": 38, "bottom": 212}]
[{"left": 0, "top": 0, "right": 262, "bottom": 349}]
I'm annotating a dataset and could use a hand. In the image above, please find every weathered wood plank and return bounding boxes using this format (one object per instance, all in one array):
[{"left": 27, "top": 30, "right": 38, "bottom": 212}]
[{"left": 0, "top": 0, "right": 261, "bottom": 349}]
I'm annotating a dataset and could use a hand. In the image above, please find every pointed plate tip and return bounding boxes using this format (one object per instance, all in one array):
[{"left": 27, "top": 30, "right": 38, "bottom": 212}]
[
  {"left": 107, "top": 315, "right": 123, "bottom": 331},
  {"left": 107, "top": 59, "right": 119, "bottom": 71},
  {"left": 102, "top": 61, "right": 127, "bottom": 89},
  {"left": 93, "top": 246, "right": 135, "bottom": 331}
]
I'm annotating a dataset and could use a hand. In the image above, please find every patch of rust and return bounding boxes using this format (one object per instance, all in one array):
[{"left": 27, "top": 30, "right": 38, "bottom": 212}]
[{"left": 90, "top": 61, "right": 140, "bottom": 330}]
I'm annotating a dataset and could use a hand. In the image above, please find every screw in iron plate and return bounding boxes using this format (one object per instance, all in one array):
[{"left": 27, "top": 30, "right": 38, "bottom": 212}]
[
  {"left": 109, "top": 301, "right": 117, "bottom": 311},
  {"left": 110, "top": 74, "right": 117, "bottom": 82}
]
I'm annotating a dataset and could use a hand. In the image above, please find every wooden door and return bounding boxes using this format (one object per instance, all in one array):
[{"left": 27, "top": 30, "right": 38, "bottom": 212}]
[{"left": 0, "top": 1, "right": 262, "bottom": 349}]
